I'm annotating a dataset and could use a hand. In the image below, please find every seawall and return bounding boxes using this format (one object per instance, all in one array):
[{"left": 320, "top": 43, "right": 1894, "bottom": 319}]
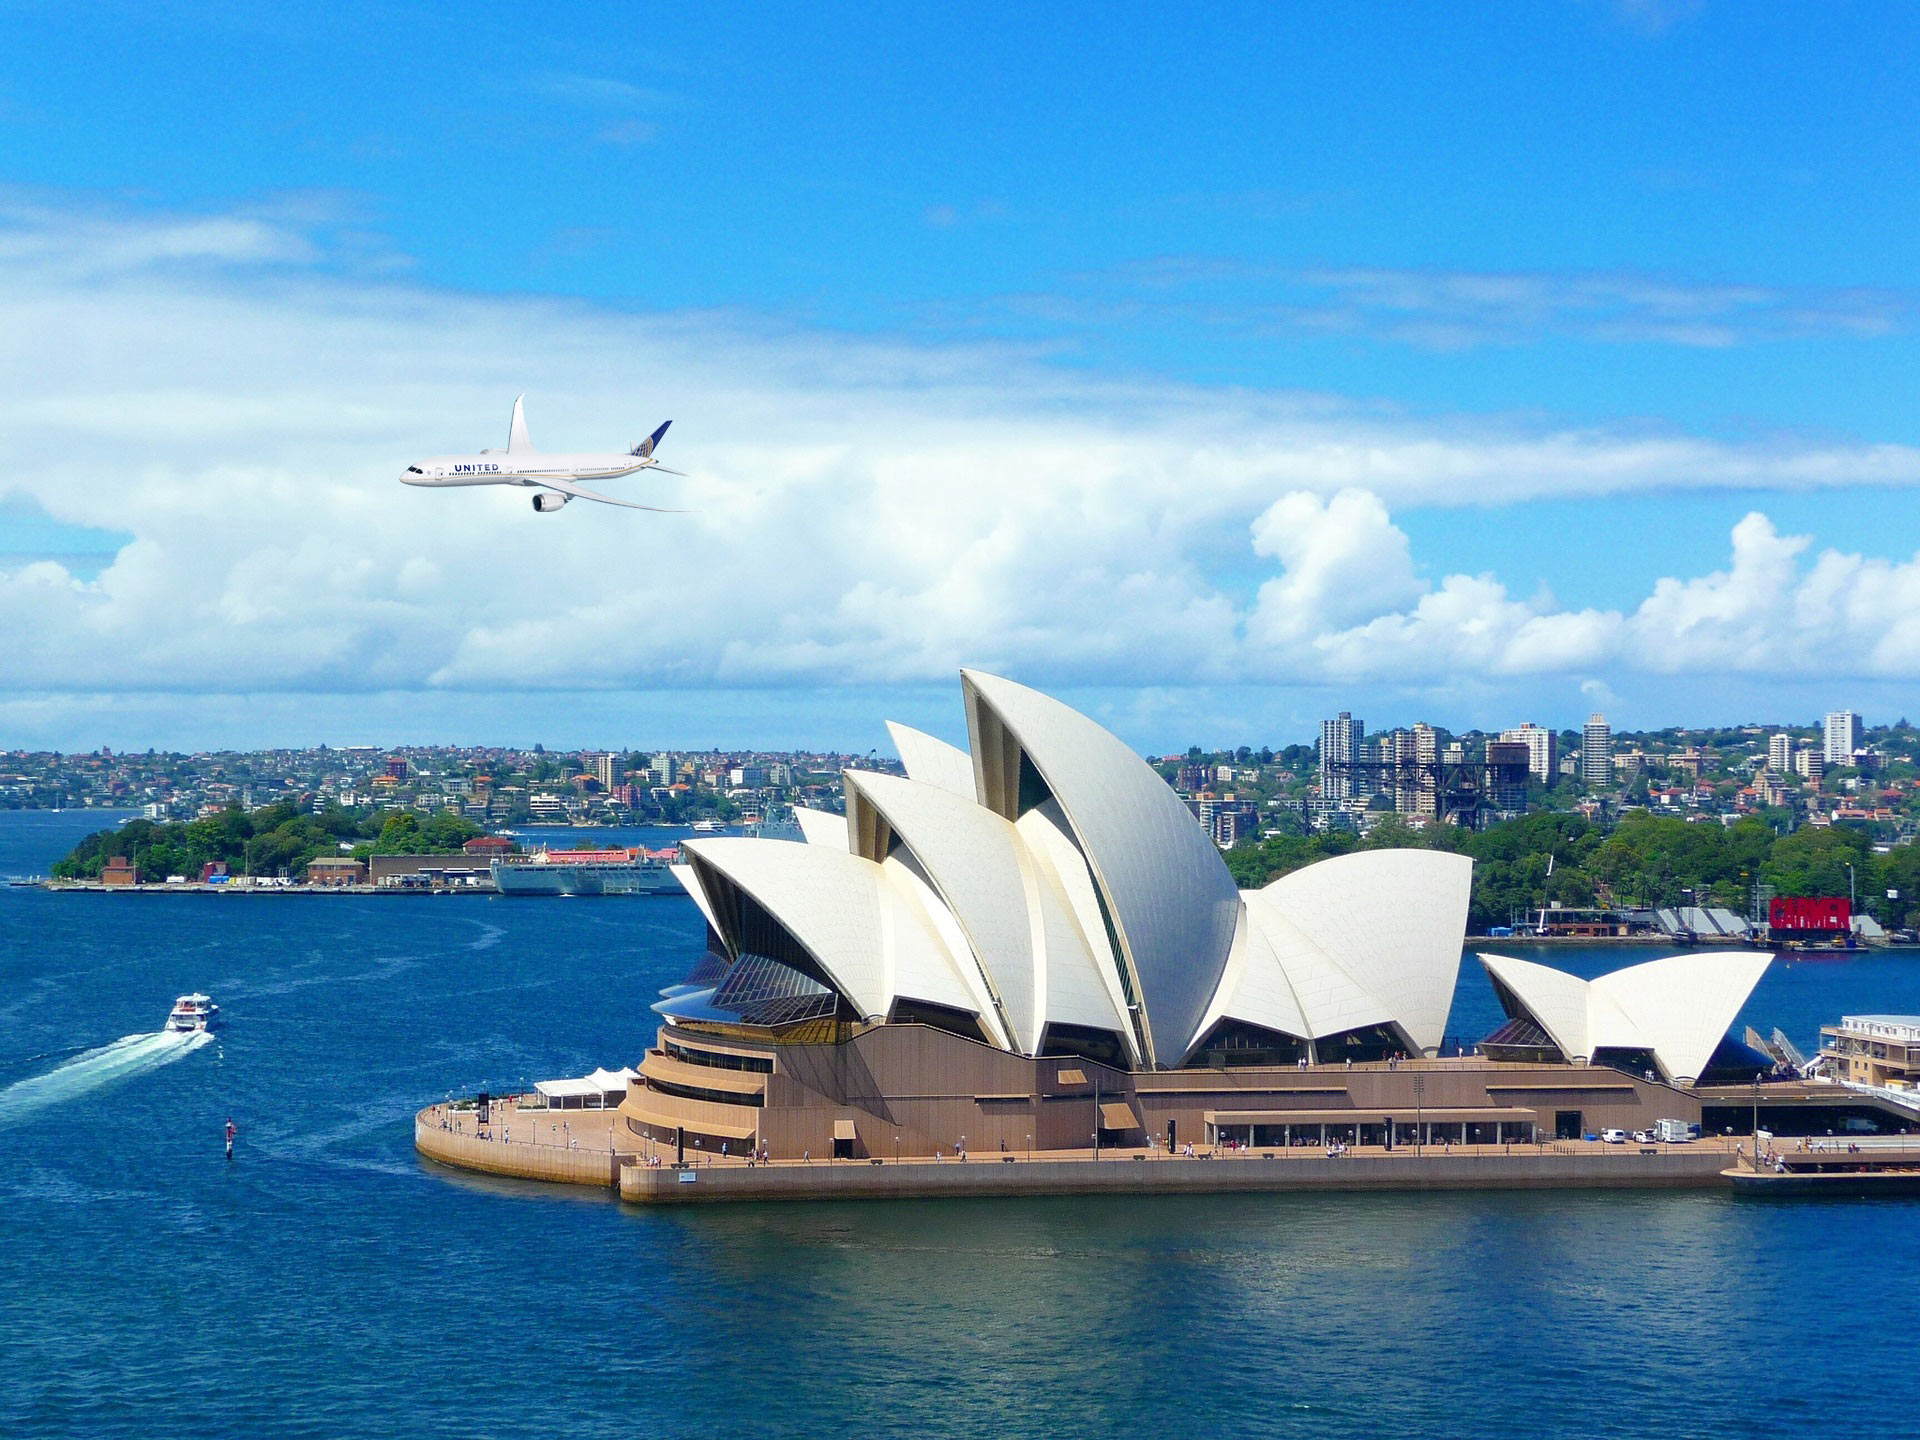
[
  {"left": 417, "top": 1104, "right": 1742, "bottom": 1204},
  {"left": 415, "top": 1112, "right": 623, "bottom": 1186},
  {"left": 616, "top": 1147, "right": 1733, "bottom": 1205}
]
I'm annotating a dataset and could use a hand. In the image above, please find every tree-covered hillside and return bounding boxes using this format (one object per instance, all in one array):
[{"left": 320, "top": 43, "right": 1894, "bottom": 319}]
[
  {"left": 1227, "top": 810, "right": 1920, "bottom": 933},
  {"left": 51, "top": 803, "right": 483, "bottom": 881}
]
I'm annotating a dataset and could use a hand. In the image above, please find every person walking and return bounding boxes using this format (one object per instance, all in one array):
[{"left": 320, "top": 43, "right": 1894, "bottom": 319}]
[{"left": 224, "top": 1118, "right": 237, "bottom": 1161}]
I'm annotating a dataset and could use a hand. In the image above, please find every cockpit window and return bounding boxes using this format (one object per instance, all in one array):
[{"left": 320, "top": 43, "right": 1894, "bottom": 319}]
[{"left": 406, "top": 466, "right": 423, "bottom": 474}]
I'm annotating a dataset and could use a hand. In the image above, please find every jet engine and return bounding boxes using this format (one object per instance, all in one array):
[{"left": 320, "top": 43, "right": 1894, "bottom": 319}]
[{"left": 532, "top": 492, "right": 569, "bottom": 513}]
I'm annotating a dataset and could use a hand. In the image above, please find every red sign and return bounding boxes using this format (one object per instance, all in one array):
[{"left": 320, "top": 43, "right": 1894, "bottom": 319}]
[{"left": 1769, "top": 896, "right": 1851, "bottom": 933}]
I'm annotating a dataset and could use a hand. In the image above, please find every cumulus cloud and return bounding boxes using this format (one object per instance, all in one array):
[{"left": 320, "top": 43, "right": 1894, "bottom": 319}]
[
  {"left": 4, "top": 194, "right": 1920, "bottom": 719},
  {"left": 1241, "top": 506, "right": 1920, "bottom": 688},
  {"left": 1247, "top": 490, "right": 1421, "bottom": 643}
]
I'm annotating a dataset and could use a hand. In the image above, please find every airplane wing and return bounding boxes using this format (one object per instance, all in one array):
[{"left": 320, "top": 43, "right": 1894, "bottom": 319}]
[
  {"left": 645, "top": 465, "right": 686, "bottom": 477},
  {"left": 537, "top": 476, "right": 685, "bottom": 512}
]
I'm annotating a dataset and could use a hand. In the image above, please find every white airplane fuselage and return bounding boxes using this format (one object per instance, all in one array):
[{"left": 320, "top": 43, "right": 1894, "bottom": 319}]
[
  {"left": 399, "top": 396, "right": 679, "bottom": 512},
  {"left": 400, "top": 452, "right": 646, "bottom": 489}
]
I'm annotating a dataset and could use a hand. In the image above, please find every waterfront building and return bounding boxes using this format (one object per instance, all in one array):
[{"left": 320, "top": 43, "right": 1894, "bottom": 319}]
[
  {"left": 1818, "top": 1015, "right": 1920, "bottom": 1089},
  {"left": 1581, "top": 714, "right": 1613, "bottom": 788},
  {"left": 306, "top": 856, "right": 367, "bottom": 887},
  {"left": 1824, "top": 710, "right": 1863, "bottom": 766},
  {"left": 1319, "top": 712, "right": 1363, "bottom": 802},
  {"left": 608, "top": 671, "right": 1801, "bottom": 1164}
]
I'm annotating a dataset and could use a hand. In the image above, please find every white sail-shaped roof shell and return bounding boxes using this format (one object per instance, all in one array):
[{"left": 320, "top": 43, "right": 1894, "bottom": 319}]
[
  {"left": 885, "top": 721, "right": 978, "bottom": 800},
  {"left": 792, "top": 805, "right": 849, "bottom": 850},
  {"left": 665, "top": 674, "right": 1478, "bottom": 1074},
  {"left": 1232, "top": 893, "right": 1389, "bottom": 1041},
  {"left": 1479, "top": 950, "right": 1773, "bottom": 1085},
  {"left": 670, "top": 862, "right": 725, "bottom": 940},
  {"left": 681, "top": 837, "right": 982, "bottom": 1027},
  {"left": 961, "top": 669, "right": 1241, "bottom": 1067},
  {"left": 1192, "top": 904, "right": 1314, "bottom": 1046},
  {"left": 844, "top": 768, "right": 1129, "bottom": 1057},
  {"left": 1192, "top": 851, "right": 1471, "bottom": 1058},
  {"left": 1014, "top": 801, "right": 1141, "bottom": 1063},
  {"left": 876, "top": 852, "right": 1012, "bottom": 1050},
  {"left": 1480, "top": 953, "right": 1593, "bottom": 1058},
  {"left": 1256, "top": 850, "right": 1470, "bottom": 1056}
]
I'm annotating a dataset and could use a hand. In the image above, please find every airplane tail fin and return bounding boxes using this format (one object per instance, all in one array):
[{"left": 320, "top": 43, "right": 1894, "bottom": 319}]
[
  {"left": 635, "top": 419, "right": 671, "bottom": 459},
  {"left": 507, "top": 394, "right": 534, "bottom": 454}
]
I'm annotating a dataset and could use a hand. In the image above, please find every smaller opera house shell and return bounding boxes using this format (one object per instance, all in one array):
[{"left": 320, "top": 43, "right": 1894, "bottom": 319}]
[{"left": 623, "top": 672, "right": 1765, "bottom": 1160}]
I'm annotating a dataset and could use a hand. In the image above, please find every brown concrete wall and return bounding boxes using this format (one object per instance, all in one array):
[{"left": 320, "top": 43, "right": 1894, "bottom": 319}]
[
  {"left": 619, "top": 1146, "right": 1733, "bottom": 1205},
  {"left": 638, "top": 1024, "right": 1704, "bottom": 1161},
  {"left": 415, "top": 1113, "right": 621, "bottom": 1187}
]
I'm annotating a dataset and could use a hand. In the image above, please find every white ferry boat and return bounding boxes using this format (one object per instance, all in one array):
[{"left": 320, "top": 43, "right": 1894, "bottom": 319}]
[
  {"left": 166, "top": 993, "right": 219, "bottom": 1032},
  {"left": 489, "top": 846, "right": 680, "bottom": 897}
]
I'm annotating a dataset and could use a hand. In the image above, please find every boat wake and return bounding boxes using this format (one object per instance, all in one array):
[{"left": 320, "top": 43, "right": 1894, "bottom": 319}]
[{"left": 0, "top": 1029, "right": 213, "bottom": 1124}]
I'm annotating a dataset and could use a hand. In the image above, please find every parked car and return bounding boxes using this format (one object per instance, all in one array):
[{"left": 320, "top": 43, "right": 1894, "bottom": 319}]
[{"left": 1601, "top": 1128, "right": 1628, "bottom": 1144}]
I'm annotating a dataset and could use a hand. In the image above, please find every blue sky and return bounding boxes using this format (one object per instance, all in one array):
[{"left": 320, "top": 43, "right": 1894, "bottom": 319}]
[{"left": 2, "top": 3, "right": 1919, "bottom": 750}]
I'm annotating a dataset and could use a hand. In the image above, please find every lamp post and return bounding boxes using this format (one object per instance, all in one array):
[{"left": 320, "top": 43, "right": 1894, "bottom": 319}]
[{"left": 1412, "top": 1074, "right": 1426, "bottom": 1158}]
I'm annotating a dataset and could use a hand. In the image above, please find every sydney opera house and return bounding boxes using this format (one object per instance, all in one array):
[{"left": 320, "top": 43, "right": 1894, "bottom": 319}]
[{"left": 620, "top": 670, "right": 1786, "bottom": 1161}]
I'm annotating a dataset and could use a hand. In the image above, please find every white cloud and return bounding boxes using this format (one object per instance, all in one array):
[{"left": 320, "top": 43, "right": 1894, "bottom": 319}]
[
  {"left": 5, "top": 194, "right": 1920, "bottom": 728},
  {"left": 1241, "top": 506, "right": 1920, "bottom": 688},
  {"left": 983, "top": 258, "right": 1912, "bottom": 350},
  {"left": 1247, "top": 489, "right": 1422, "bottom": 643}
]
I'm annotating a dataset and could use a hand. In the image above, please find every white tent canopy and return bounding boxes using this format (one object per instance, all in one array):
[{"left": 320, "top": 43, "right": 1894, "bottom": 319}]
[{"left": 534, "top": 1067, "right": 638, "bottom": 1106}]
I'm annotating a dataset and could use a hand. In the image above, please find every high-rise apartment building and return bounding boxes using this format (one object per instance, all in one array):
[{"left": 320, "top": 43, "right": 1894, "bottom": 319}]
[
  {"left": 1319, "top": 712, "right": 1364, "bottom": 802},
  {"left": 1767, "top": 733, "right": 1793, "bottom": 773},
  {"left": 594, "top": 753, "right": 623, "bottom": 789},
  {"left": 650, "top": 751, "right": 675, "bottom": 785},
  {"left": 1824, "top": 711, "right": 1863, "bottom": 766},
  {"left": 1581, "top": 714, "right": 1613, "bottom": 788},
  {"left": 1499, "top": 723, "right": 1558, "bottom": 782},
  {"left": 1412, "top": 723, "right": 1439, "bottom": 818}
]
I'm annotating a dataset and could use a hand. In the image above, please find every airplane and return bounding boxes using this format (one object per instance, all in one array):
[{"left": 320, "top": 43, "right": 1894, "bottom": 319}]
[{"left": 399, "top": 395, "right": 683, "bottom": 512}]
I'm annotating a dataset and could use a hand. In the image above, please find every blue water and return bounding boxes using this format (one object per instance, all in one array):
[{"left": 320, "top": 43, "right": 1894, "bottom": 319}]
[{"left": 2, "top": 809, "right": 1918, "bottom": 1439}]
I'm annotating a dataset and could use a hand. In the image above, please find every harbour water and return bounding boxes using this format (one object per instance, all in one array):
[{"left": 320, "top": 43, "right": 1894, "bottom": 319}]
[{"left": 3, "top": 809, "right": 1918, "bottom": 1438}]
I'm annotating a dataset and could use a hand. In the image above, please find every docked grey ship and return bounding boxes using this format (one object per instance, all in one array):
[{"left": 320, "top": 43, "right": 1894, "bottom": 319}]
[{"left": 489, "top": 846, "right": 680, "bottom": 896}]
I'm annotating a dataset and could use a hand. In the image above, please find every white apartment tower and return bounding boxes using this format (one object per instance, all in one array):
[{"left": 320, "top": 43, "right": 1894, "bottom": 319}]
[
  {"left": 1500, "top": 722, "right": 1559, "bottom": 782},
  {"left": 1320, "top": 712, "right": 1364, "bottom": 802},
  {"left": 1412, "top": 722, "right": 1439, "bottom": 818},
  {"left": 1767, "top": 733, "right": 1793, "bottom": 773},
  {"left": 594, "top": 753, "right": 624, "bottom": 789},
  {"left": 1581, "top": 714, "right": 1613, "bottom": 788},
  {"left": 1824, "top": 711, "right": 1863, "bottom": 766}
]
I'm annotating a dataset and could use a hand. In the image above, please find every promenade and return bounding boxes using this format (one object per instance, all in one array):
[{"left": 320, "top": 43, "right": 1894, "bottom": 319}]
[{"left": 414, "top": 1098, "right": 1741, "bottom": 1204}]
